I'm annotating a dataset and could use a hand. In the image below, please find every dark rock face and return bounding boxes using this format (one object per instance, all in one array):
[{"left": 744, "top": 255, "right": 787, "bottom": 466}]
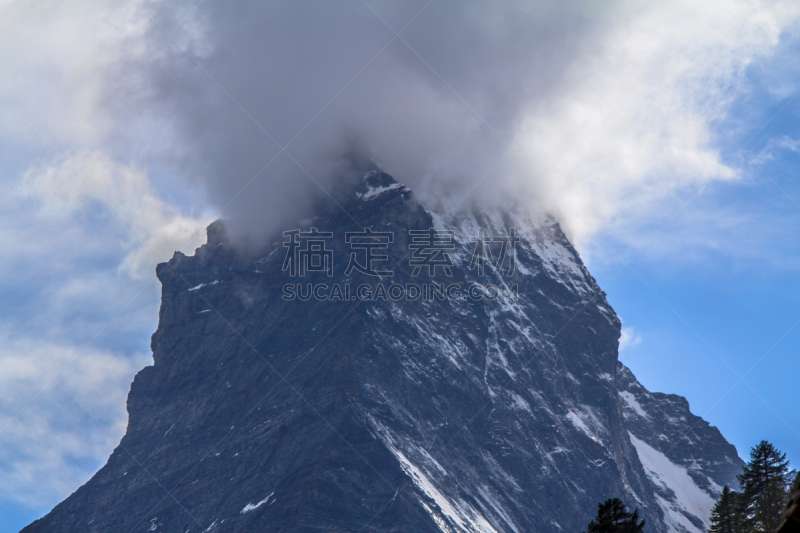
[{"left": 24, "top": 172, "right": 742, "bottom": 533}]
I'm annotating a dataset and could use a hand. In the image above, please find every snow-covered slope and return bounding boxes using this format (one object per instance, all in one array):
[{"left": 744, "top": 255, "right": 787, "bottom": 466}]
[{"left": 618, "top": 363, "right": 743, "bottom": 533}]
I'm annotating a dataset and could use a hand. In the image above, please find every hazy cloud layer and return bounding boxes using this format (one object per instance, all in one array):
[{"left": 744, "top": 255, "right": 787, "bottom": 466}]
[{"left": 21, "top": 152, "right": 213, "bottom": 277}]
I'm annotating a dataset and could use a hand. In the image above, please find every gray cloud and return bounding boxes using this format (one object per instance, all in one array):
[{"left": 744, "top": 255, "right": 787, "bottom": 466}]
[
  {"left": 122, "top": 0, "right": 800, "bottom": 247},
  {"left": 3, "top": 0, "right": 799, "bottom": 250},
  {"left": 126, "top": 0, "right": 611, "bottom": 241}
]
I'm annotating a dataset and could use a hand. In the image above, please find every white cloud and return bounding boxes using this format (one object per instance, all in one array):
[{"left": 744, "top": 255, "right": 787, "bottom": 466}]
[
  {"left": 3, "top": 0, "right": 798, "bottom": 251},
  {"left": 0, "top": 1, "right": 150, "bottom": 146},
  {"left": 750, "top": 135, "right": 800, "bottom": 167},
  {"left": 620, "top": 326, "right": 642, "bottom": 352},
  {"left": 0, "top": 336, "right": 150, "bottom": 508},
  {"left": 519, "top": 0, "right": 800, "bottom": 249},
  {"left": 20, "top": 152, "right": 213, "bottom": 277},
  {"left": 0, "top": 150, "right": 207, "bottom": 512},
  {"left": 110, "top": 0, "right": 799, "bottom": 249}
]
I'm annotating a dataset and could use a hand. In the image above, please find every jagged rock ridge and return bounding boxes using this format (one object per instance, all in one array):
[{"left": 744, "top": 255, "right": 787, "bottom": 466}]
[{"left": 24, "top": 171, "right": 743, "bottom": 533}]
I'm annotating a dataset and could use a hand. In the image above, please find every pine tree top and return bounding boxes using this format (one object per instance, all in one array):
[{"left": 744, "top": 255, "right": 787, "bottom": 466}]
[
  {"left": 584, "top": 498, "right": 645, "bottom": 533},
  {"left": 738, "top": 440, "right": 793, "bottom": 493}
]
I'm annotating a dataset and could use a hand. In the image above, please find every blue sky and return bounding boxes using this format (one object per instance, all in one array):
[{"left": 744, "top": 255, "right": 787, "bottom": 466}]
[
  {"left": 1, "top": 2, "right": 799, "bottom": 531},
  {"left": 591, "top": 79, "right": 800, "bottom": 471}
]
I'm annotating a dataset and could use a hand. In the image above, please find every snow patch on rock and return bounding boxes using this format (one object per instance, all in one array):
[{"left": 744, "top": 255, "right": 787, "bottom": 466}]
[
  {"left": 629, "top": 433, "right": 715, "bottom": 533},
  {"left": 241, "top": 492, "right": 274, "bottom": 514},
  {"left": 619, "top": 391, "right": 649, "bottom": 419},
  {"left": 389, "top": 446, "right": 499, "bottom": 533},
  {"left": 357, "top": 181, "right": 406, "bottom": 199},
  {"left": 566, "top": 407, "right": 606, "bottom": 444}
]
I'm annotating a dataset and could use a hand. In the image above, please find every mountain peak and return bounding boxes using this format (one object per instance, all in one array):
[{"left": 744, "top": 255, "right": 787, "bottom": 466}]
[
  {"left": 25, "top": 172, "right": 742, "bottom": 533},
  {"left": 352, "top": 170, "right": 410, "bottom": 201}
]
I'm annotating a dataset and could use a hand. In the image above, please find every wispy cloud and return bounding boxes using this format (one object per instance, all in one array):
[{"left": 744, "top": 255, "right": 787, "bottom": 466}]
[
  {"left": 0, "top": 336, "right": 150, "bottom": 509},
  {"left": 619, "top": 326, "right": 642, "bottom": 352},
  {"left": 20, "top": 152, "right": 212, "bottom": 277}
]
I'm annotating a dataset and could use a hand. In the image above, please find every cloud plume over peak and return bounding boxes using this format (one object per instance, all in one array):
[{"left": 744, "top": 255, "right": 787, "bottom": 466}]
[
  {"left": 3, "top": 0, "right": 798, "bottom": 254},
  {"left": 131, "top": 1, "right": 602, "bottom": 238},
  {"left": 118, "top": 0, "right": 797, "bottom": 248}
]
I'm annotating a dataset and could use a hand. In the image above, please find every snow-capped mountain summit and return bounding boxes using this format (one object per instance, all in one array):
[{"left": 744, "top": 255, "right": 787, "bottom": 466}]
[{"left": 23, "top": 172, "right": 742, "bottom": 533}]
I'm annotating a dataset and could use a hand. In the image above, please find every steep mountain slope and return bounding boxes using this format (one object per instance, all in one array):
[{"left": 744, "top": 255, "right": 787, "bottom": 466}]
[
  {"left": 23, "top": 172, "right": 743, "bottom": 533},
  {"left": 617, "top": 363, "right": 743, "bottom": 533}
]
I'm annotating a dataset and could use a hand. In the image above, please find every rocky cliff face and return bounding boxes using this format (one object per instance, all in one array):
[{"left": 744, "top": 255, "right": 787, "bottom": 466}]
[{"left": 23, "top": 172, "right": 743, "bottom": 533}]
